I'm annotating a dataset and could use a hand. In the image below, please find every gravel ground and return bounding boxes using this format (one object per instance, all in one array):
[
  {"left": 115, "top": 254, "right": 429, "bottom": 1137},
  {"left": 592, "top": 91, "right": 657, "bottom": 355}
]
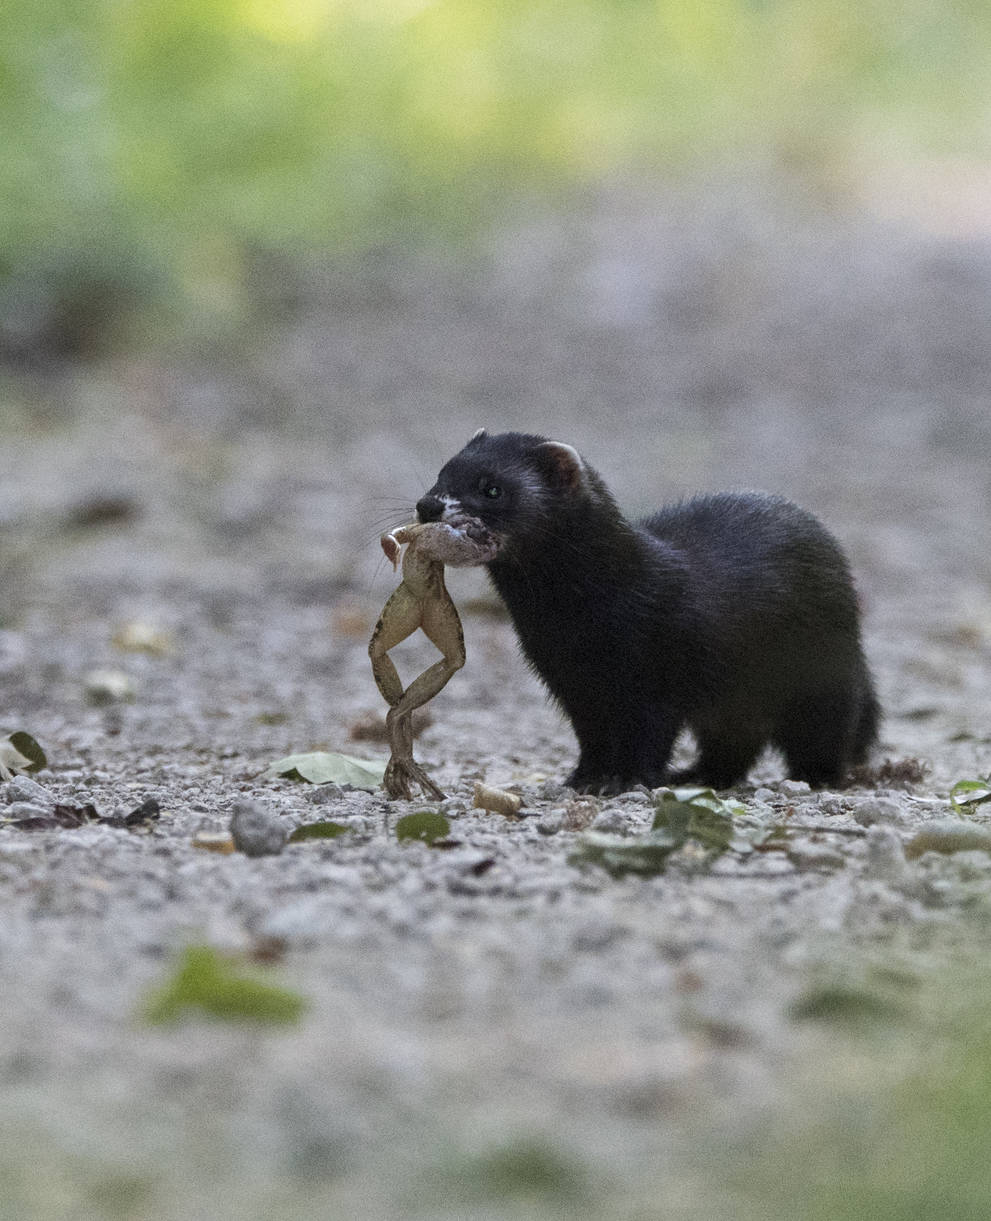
[{"left": 1, "top": 175, "right": 990, "bottom": 1219}]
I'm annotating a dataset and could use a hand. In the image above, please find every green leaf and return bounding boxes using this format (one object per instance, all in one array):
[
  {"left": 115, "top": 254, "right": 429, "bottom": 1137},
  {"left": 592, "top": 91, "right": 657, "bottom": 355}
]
[
  {"left": 652, "top": 788, "right": 736, "bottom": 853},
  {"left": 569, "top": 829, "right": 681, "bottom": 878},
  {"left": 264, "top": 751, "right": 386, "bottom": 789},
  {"left": 950, "top": 777, "right": 991, "bottom": 815},
  {"left": 572, "top": 788, "right": 742, "bottom": 878},
  {"left": 143, "top": 946, "right": 306, "bottom": 1025},
  {"left": 0, "top": 730, "right": 47, "bottom": 774},
  {"left": 288, "top": 820, "right": 350, "bottom": 842},
  {"left": 6, "top": 731, "right": 47, "bottom": 772},
  {"left": 395, "top": 810, "right": 451, "bottom": 845},
  {"left": 790, "top": 983, "right": 905, "bottom": 1025}
]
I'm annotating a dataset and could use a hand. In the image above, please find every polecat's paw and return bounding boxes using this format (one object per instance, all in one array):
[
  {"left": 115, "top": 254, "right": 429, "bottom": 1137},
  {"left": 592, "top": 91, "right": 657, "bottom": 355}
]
[
  {"left": 566, "top": 769, "right": 666, "bottom": 797},
  {"left": 667, "top": 765, "right": 741, "bottom": 790}
]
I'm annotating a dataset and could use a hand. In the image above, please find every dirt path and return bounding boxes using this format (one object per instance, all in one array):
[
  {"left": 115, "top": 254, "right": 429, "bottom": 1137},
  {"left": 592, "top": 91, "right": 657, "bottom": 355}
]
[{"left": 1, "top": 177, "right": 989, "bottom": 1219}]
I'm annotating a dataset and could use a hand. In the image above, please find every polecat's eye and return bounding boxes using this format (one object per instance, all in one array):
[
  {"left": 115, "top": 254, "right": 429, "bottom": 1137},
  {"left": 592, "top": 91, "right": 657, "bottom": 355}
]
[{"left": 479, "top": 480, "right": 502, "bottom": 499}]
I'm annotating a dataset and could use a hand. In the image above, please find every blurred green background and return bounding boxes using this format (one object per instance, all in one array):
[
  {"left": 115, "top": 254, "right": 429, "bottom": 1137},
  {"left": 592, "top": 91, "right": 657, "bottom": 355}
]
[{"left": 3, "top": 0, "right": 991, "bottom": 358}]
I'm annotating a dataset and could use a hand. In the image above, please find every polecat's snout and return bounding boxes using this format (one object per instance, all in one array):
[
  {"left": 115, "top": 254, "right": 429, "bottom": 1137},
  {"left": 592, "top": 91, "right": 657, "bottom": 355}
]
[{"left": 415, "top": 494, "right": 446, "bottom": 522}]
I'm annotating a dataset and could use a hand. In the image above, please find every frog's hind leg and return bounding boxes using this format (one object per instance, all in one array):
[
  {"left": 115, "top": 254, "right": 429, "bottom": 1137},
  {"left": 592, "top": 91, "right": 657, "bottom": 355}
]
[
  {"left": 380, "top": 596, "right": 467, "bottom": 801},
  {"left": 368, "top": 591, "right": 422, "bottom": 708}
]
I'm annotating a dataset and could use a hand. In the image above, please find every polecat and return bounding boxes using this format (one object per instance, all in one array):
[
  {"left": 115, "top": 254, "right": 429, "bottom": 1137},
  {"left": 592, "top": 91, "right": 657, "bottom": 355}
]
[{"left": 416, "top": 430, "right": 879, "bottom": 795}]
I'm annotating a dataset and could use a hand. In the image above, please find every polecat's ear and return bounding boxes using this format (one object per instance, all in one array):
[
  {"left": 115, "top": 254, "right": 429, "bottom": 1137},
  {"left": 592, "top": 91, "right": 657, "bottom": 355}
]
[
  {"left": 469, "top": 428, "right": 487, "bottom": 443},
  {"left": 535, "top": 441, "right": 585, "bottom": 492}
]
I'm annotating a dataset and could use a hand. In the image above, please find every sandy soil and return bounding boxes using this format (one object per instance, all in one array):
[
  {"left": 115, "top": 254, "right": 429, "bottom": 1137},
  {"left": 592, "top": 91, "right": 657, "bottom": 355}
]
[{"left": 1, "top": 175, "right": 990, "bottom": 1219}]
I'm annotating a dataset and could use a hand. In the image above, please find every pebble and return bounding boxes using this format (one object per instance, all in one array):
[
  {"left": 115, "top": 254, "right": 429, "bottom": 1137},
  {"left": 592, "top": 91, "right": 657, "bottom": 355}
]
[
  {"left": 536, "top": 810, "right": 565, "bottom": 836},
  {"left": 863, "top": 825, "right": 911, "bottom": 886},
  {"left": 7, "top": 802, "right": 53, "bottom": 820},
  {"left": 438, "top": 797, "right": 468, "bottom": 817},
  {"left": 1, "top": 776, "right": 55, "bottom": 808},
  {"left": 537, "top": 780, "right": 569, "bottom": 802},
  {"left": 614, "top": 788, "right": 652, "bottom": 804},
  {"left": 850, "top": 796, "right": 906, "bottom": 827},
  {"left": 778, "top": 780, "right": 812, "bottom": 797},
  {"left": 818, "top": 796, "right": 848, "bottom": 817},
  {"left": 307, "top": 783, "right": 345, "bottom": 805},
  {"left": 590, "top": 809, "right": 632, "bottom": 834},
  {"left": 84, "top": 669, "right": 136, "bottom": 705},
  {"left": 230, "top": 799, "right": 288, "bottom": 857}
]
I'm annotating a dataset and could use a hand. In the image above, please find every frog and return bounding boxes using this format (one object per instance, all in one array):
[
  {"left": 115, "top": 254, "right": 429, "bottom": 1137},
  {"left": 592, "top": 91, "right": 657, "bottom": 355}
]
[{"left": 369, "top": 517, "right": 497, "bottom": 800}]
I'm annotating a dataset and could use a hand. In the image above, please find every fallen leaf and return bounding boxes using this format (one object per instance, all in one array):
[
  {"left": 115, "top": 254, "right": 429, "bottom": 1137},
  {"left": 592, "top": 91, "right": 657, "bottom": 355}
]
[
  {"left": 395, "top": 810, "right": 450, "bottom": 845},
  {"left": 0, "top": 730, "right": 47, "bottom": 775},
  {"left": 143, "top": 945, "right": 306, "bottom": 1024},
  {"left": 288, "top": 821, "right": 350, "bottom": 842},
  {"left": 568, "top": 829, "right": 681, "bottom": 877},
  {"left": 264, "top": 751, "right": 386, "bottom": 789}
]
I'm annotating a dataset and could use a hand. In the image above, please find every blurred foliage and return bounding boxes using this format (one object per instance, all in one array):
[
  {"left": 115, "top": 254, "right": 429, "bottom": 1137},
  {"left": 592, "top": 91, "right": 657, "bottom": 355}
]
[
  {"left": 3, "top": 0, "right": 991, "bottom": 353},
  {"left": 737, "top": 1001, "right": 991, "bottom": 1220},
  {"left": 143, "top": 944, "right": 307, "bottom": 1023}
]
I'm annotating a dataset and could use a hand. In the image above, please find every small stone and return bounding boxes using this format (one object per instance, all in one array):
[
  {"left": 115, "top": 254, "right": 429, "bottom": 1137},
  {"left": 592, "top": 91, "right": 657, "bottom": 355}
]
[
  {"left": 779, "top": 780, "right": 812, "bottom": 796},
  {"left": 537, "top": 780, "right": 568, "bottom": 802},
  {"left": 863, "top": 825, "right": 911, "bottom": 886},
  {"left": 230, "top": 799, "right": 288, "bottom": 857},
  {"left": 84, "top": 669, "right": 135, "bottom": 705},
  {"left": 753, "top": 787, "right": 777, "bottom": 803},
  {"left": 590, "top": 809, "right": 631, "bottom": 834},
  {"left": 536, "top": 810, "right": 565, "bottom": 836},
  {"left": 850, "top": 797, "right": 905, "bottom": 827},
  {"left": 2, "top": 776, "right": 55, "bottom": 807},
  {"left": 818, "top": 796, "right": 848, "bottom": 817},
  {"left": 439, "top": 797, "right": 468, "bottom": 816},
  {"left": 561, "top": 798, "right": 599, "bottom": 831},
  {"left": 614, "top": 788, "right": 652, "bottom": 804},
  {"left": 8, "top": 802, "right": 52, "bottom": 820},
  {"left": 307, "top": 783, "right": 345, "bottom": 805}
]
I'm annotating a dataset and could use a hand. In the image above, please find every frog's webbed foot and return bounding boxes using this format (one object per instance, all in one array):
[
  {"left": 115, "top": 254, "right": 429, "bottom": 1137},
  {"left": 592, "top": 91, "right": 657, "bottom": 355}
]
[
  {"left": 383, "top": 753, "right": 446, "bottom": 802},
  {"left": 383, "top": 707, "right": 447, "bottom": 801}
]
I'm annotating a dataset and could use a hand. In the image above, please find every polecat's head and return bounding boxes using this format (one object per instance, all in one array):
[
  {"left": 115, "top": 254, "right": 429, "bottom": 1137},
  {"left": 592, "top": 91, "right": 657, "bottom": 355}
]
[{"left": 416, "top": 429, "right": 588, "bottom": 550}]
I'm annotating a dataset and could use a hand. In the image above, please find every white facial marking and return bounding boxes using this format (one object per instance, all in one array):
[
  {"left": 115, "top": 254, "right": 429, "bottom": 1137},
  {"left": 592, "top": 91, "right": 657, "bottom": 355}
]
[{"left": 438, "top": 495, "right": 463, "bottom": 521}]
